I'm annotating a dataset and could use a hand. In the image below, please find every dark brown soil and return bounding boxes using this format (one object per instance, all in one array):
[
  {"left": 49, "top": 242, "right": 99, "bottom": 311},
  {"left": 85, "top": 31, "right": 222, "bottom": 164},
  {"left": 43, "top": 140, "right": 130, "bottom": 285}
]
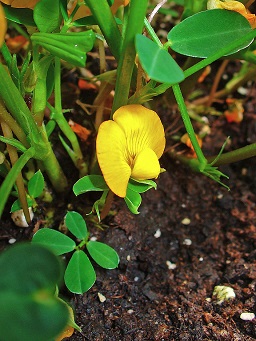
[
  {"left": 64, "top": 108, "right": 256, "bottom": 341},
  {"left": 1, "top": 101, "right": 256, "bottom": 341}
]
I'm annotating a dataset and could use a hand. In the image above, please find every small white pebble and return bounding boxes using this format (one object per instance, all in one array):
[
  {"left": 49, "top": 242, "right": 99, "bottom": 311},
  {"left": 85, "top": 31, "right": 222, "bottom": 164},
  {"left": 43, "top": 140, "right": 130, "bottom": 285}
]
[
  {"left": 127, "top": 309, "right": 134, "bottom": 314},
  {"left": 237, "top": 86, "right": 248, "bottom": 95},
  {"left": 205, "top": 297, "right": 212, "bottom": 302},
  {"left": 90, "top": 236, "right": 97, "bottom": 241},
  {"left": 199, "top": 257, "right": 204, "bottom": 262},
  {"left": 8, "top": 238, "right": 16, "bottom": 244},
  {"left": 166, "top": 260, "right": 177, "bottom": 270},
  {"left": 181, "top": 217, "right": 191, "bottom": 225},
  {"left": 217, "top": 193, "right": 223, "bottom": 199},
  {"left": 134, "top": 277, "right": 139, "bottom": 282},
  {"left": 181, "top": 203, "right": 186, "bottom": 208},
  {"left": 154, "top": 228, "right": 161, "bottom": 238},
  {"left": 183, "top": 238, "right": 192, "bottom": 246},
  {"left": 128, "top": 235, "right": 132, "bottom": 240},
  {"left": 213, "top": 285, "right": 236, "bottom": 304},
  {"left": 98, "top": 292, "right": 106, "bottom": 303},
  {"left": 240, "top": 312, "right": 255, "bottom": 321},
  {"left": 126, "top": 255, "right": 131, "bottom": 261}
]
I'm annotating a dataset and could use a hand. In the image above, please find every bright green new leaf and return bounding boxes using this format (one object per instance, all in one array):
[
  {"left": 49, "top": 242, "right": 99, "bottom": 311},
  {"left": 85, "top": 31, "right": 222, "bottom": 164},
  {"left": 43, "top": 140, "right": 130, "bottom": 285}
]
[
  {"left": 73, "top": 175, "right": 109, "bottom": 195},
  {"left": 64, "top": 250, "right": 96, "bottom": 294},
  {"left": 11, "top": 197, "right": 34, "bottom": 212},
  {"left": 2, "top": 5, "right": 35, "bottom": 26},
  {"left": 28, "top": 170, "right": 44, "bottom": 198},
  {"left": 87, "top": 241, "right": 119, "bottom": 269},
  {"left": 34, "top": 0, "right": 61, "bottom": 33},
  {"left": 31, "top": 31, "right": 95, "bottom": 67},
  {"left": 124, "top": 187, "right": 142, "bottom": 214},
  {"left": 168, "top": 9, "right": 253, "bottom": 58},
  {"left": 65, "top": 211, "right": 88, "bottom": 240},
  {"left": 128, "top": 178, "right": 157, "bottom": 193},
  {"left": 32, "top": 228, "right": 76, "bottom": 255},
  {"left": 135, "top": 34, "right": 184, "bottom": 84}
]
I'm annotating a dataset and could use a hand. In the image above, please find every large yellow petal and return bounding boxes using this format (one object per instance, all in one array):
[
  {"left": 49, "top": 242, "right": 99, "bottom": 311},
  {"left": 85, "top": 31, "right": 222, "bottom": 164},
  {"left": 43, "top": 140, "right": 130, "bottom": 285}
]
[
  {"left": 0, "top": 4, "right": 7, "bottom": 47},
  {"left": 131, "top": 148, "right": 160, "bottom": 180},
  {"left": 113, "top": 104, "right": 166, "bottom": 159},
  {"left": 96, "top": 120, "right": 131, "bottom": 197}
]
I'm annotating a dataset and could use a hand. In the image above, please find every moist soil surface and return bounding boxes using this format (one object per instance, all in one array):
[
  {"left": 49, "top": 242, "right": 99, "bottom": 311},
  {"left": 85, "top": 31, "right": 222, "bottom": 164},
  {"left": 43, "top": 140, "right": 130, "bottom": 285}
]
[{"left": 1, "top": 100, "right": 256, "bottom": 341}]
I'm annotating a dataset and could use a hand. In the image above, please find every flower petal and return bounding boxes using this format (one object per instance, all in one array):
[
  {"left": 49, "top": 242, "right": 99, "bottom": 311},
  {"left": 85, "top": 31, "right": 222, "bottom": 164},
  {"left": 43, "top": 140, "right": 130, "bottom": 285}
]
[
  {"left": 131, "top": 148, "right": 160, "bottom": 180},
  {"left": 96, "top": 120, "right": 131, "bottom": 197},
  {"left": 113, "top": 104, "right": 165, "bottom": 159}
]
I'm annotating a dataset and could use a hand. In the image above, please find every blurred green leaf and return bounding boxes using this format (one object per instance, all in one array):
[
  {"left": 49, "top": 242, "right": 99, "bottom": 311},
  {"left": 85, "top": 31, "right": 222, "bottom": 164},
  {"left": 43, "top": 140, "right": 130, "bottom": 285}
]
[
  {"left": 28, "top": 170, "right": 44, "bottom": 198},
  {"left": 168, "top": 9, "right": 253, "bottom": 58},
  {"left": 135, "top": 34, "right": 184, "bottom": 84},
  {"left": 0, "top": 243, "right": 68, "bottom": 341},
  {"left": 87, "top": 241, "right": 119, "bottom": 269},
  {"left": 32, "top": 228, "right": 76, "bottom": 255},
  {"left": 64, "top": 250, "right": 96, "bottom": 294},
  {"left": 65, "top": 211, "right": 88, "bottom": 240},
  {"left": 73, "top": 175, "right": 109, "bottom": 195},
  {"left": 124, "top": 187, "right": 142, "bottom": 214}
]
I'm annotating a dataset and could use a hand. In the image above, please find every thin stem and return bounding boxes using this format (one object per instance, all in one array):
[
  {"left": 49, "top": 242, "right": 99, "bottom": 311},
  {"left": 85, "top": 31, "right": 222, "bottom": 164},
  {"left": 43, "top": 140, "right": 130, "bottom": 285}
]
[
  {"left": 0, "top": 147, "right": 35, "bottom": 218},
  {"left": 112, "top": 0, "right": 148, "bottom": 114},
  {"left": 184, "top": 29, "right": 256, "bottom": 79},
  {"left": 85, "top": 0, "right": 122, "bottom": 61},
  {"left": 207, "top": 143, "right": 256, "bottom": 166},
  {"left": 1, "top": 121, "right": 30, "bottom": 223},
  {"left": 206, "top": 59, "right": 229, "bottom": 107},
  {"left": 172, "top": 84, "right": 207, "bottom": 166},
  {"left": 143, "top": 17, "right": 162, "bottom": 47}
]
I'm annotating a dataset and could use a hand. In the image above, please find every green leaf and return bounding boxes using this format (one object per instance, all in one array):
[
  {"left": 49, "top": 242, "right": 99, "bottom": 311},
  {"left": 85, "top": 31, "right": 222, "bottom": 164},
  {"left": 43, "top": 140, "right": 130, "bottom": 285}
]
[
  {"left": 124, "top": 187, "right": 142, "bottom": 214},
  {"left": 167, "top": 9, "right": 253, "bottom": 58},
  {"left": 72, "top": 15, "right": 97, "bottom": 27},
  {"left": 31, "top": 31, "right": 95, "bottom": 67},
  {"left": 135, "top": 34, "right": 185, "bottom": 84},
  {"left": 34, "top": 0, "right": 61, "bottom": 33},
  {"left": 0, "top": 292, "right": 68, "bottom": 341},
  {"left": 11, "top": 197, "right": 34, "bottom": 212},
  {"left": 32, "top": 228, "right": 76, "bottom": 255},
  {"left": 128, "top": 178, "right": 157, "bottom": 193},
  {"left": 65, "top": 211, "right": 88, "bottom": 240},
  {"left": 87, "top": 241, "right": 119, "bottom": 269},
  {"left": 3, "top": 5, "right": 36, "bottom": 26},
  {"left": 73, "top": 175, "right": 109, "bottom": 195},
  {"left": 64, "top": 250, "right": 96, "bottom": 294},
  {"left": 0, "top": 243, "right": 63, "bottom": 295},
  {"left": 28, "top": 170, "right": 45, "bottom": 198}
]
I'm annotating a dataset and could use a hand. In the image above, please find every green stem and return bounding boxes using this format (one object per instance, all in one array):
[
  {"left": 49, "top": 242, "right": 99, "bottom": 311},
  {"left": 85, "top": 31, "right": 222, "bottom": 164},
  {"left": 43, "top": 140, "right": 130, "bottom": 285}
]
[
  {"left": 112, "top": 0, "right": 148, "bottom": 113},
  {"left": 172, "top": 84, "right": 207, "bottom": 166},
  {"left": 0, "top": 147, "right": 35, "bottom": 218},
  {"left": 50, "top": 58, "right": 87, "bottom": 175},
  {"left": 85, "top": 0, "right": 122, "bottom": 61},
  {"left": 143, "top": 17, "right": 162, "bottom": 47},
  {"left": 207, "top": 143, "right": 256, "bottom": 166},
  {"left": 184, "top": 29, "right": 256, "bottom": 79}
]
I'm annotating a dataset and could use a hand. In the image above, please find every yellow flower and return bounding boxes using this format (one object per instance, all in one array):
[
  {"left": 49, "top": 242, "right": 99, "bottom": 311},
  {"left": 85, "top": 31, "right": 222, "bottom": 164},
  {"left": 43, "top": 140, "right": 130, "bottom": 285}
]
[
  {"left": 207, "top": 0, "right": 256, "bottom": 28},
  {"left": 96, "top": 104, "right": 165, "bottom": 198},
  {"left": 0, "top": 4, "right": 7, "bottom": 47}
]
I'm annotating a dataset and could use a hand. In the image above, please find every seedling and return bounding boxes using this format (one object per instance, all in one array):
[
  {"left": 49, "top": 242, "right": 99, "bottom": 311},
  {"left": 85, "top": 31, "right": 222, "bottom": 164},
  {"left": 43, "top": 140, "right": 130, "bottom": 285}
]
[{"left": 32, "top": 211, "right": 119, "bottom": 294}]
